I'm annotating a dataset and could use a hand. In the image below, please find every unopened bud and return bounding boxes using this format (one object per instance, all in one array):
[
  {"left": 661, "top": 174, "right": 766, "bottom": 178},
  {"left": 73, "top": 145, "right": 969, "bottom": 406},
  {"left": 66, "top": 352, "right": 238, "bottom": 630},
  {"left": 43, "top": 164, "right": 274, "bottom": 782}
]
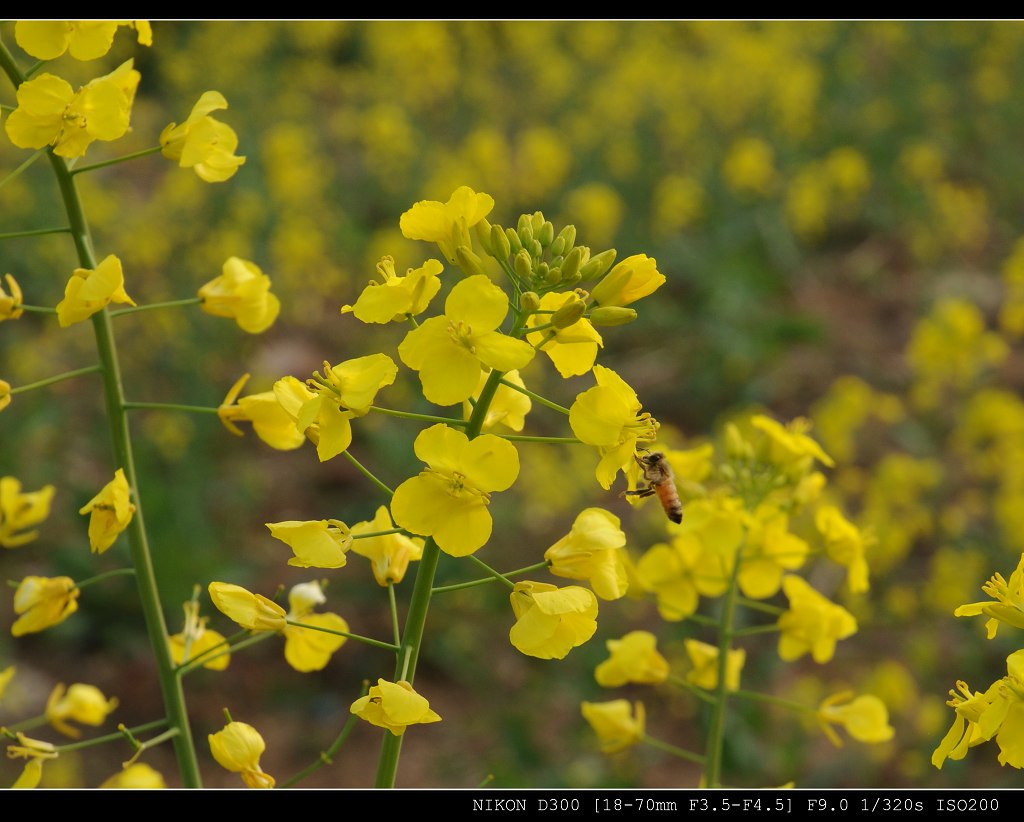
[
  {"left": 589, "top": 306, "right": 638, "bottom": 326},
  {"left": 551, "top": 296, "right": 587, "bottom": 328},
  {"left": 560, "top": 246, "right": 585, "bottom": 283},
  {"left": 455, "top": 246, "right": 487, "bottom": 279},
  {"left": 506, "top": 227, "right": 523, "bottom": 255},
  {"left": 541, "top": 264, "right": 561, "bottom": 286},
  {"left": 579, "top": 249, "right": 617, "bottom": 281},
  {"left": 537, "top": 220, "right": 555, "bottom": 248},
  {"left": 517, "top": 215, "right": 534, "bottom": 246},
  {"left": 561, "top": 270, "right": 582, "bottom": 286},
  {"left": 490, "top": 224, "right": 511, "bottom": 260},
  {"left": 530, "top": 211, "right": 546, "bottom": 234},
  {"left": 520, "top": 291, "right": 541, "bottom": 313},
  {"left": 514, "top": 249, "right": 533, "bottom": 281},
  {"left": 530, "top": 239, "right": 543, "bottom": 259},
  {"left": 550, "top": 236, "right": 566, "bottom": 257},
  {"left": 555, "top": 224, "right": 577, "bottom": 253},
  {"left": 473, "top": 218, "right": 493, "bottom": 255},
  {"left": 535, "top": 262, "right": 550, "bottom": 283}
]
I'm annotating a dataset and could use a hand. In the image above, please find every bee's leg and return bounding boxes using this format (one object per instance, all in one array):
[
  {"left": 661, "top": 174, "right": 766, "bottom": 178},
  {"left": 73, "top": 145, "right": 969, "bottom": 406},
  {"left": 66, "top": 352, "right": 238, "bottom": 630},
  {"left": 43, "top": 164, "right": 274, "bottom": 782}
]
[{"left": 622, "top": 486, "right": 656, "bottom": 499}]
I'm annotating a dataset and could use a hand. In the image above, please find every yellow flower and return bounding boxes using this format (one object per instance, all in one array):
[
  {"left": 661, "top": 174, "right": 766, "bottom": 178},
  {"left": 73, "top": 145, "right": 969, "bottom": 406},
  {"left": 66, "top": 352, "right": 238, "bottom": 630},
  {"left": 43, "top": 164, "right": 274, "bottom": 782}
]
[
  {"left": 684, "top": 639, "right": 745, "bottom": 692},
  {"left": 545, "top": 507, "right": 629, "bottom": 600},
  {"left": 350, "top": 678, "right": 441, "bottom": 736},
  {"left": 751, "top": 415, "right": 834, "bottom": 471},
  {"left": 14, "top": 21, "right": 151, "bottom": 61},
  {"left": 169, "top": 599, "right": 230, "bottom": 671},
  {"left": 218, "top": 374, "right": 305, "bottom": 450},
  {"left": 208, "top": 582, "right": 286, "bottom": 632},
  {"left": 569, "top": 365, "right": 660, "bottom": 489},
  {"left": 209, "top": 720, "right": 275, "bottom": 788},
  {"left": 526, "top": 291, "right": 604, "bottom": 378},
  {"left": 508, "top": 580, "right": 598, "bottom": 660},
  {"left": 398, "top": 275, "right": 534, "bottom": 406},
  {"left": 342, "top": 256, "right": 443, "bottom": 323},
  {"left": 198, "top": 257, "right": 280, "bottom": 334},
  {"left": 954, "top": 553, "right": 1024, "bottom": 638},
  {"left": 7, "top": 733, "right": 58, "bottom": 789},
  {"left": 45, "top": 683, "right": 118, "bottom": 739},
  {"left": 815, "top": 505, "right": 870, "bottom": 594},
  {"left": 349, "top": 506, "right": 423, "bottom": 586},
  {"left": 282, "top": 581, "right": 349, "bottom": 673},
  {"left": 1, "top": 274, "right": 24, "bottom": 321},
  {"left": 55, "top": 254, "right": 136, "bottom": 328},
  {"left": 817, "top": 692, "right": 895, "bottom": 747},
  {"left": 400, "top": 185, "right": 495, "bottom": 264},
  {"left": 0, "top": 666, "right": 14, "bottom": 702},
  {"left": 391, "top": 424, "right": 519, "bottom": 557},
  {"left": 267, "top": 519, "right": 352, "bottom": 569},
  {"left": 594, "top": 631, "right": 669, "bottom": 687},
  {"left": 590, "top": 254, "right": 666, "bottom": 308},
  {"left": 5, "top": 60, "right": 140, "bottom": 158},
  {"left": 581, "top": 700, "right": 645, "bottom": 753},
  {"left": 777, "top": 575, "right": 857, "bottom": 664},
  {"left": 736, "top": 504, "right": 808, "bottom": 600},
  {"left": 11, "top": 575, "right": 79, "bottom": 636},
  {"left": 0, "top": 379, "right": 10, "bottom": 412},
  {"left": 12, "top": 758, "right": 44, "bottom": 789},
  {"left": 160, "top": 91, "right": 246, "bottom": 183},
  {"left": 932, "top": 679, "right": 996, "bottom": 768},
  {"left": 99, "top": 763, "right": 167, "bottom": 789},
  {"left": 461, "top": 369, "right": 531, "bottom": 433},
  {"left": 1, "top": 476, "right": 56, "bottom": 549},
  {"left": 78, "top": 468, "right": 135, "bottom": 554}
]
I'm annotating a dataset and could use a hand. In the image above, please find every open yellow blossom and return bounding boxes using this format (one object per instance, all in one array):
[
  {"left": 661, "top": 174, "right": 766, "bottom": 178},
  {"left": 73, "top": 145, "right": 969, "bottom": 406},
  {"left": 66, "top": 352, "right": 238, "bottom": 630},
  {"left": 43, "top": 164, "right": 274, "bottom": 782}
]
[
  {"left": 169, "top": 599, "right": 230, "bottom": 671},
  {"left": 590, "top": 253, "right": 666, "bottom": 307},
  {"left": 56, "top": 254, "right": 136, "bottom": 328},
  {"left": 737, "top": 505, "right": 808, "bottom": 600},
  {"left": 569, "top": 365, "right": 660, "bottom": 489},
  {"left": 398, "top": 275, "right": 534, "bottom": 406},
  {"left": 14, "top": 21, "right": 151, "bottom": 61},
  {"left": 954, "top": 552, "right": 1024, "bottom": 638},
  {"left": 0, "top": 379, "right": 10, "bottom": 413},
  {"left": 198, "top": 257, "right": 279, "bottom": 334},
  {"left": 545, "top": 507, "right": 629, "bottom": 600},
  {"left": 284, "top": 354, "right": 397, "bottom": 462},
  {"left": 349, "top": 506, "right": 423, "bottom": 586},
  {"left": 12, "top": 576, "right": 79, "bottom": 637},
  {"left": 509, "top": 580, "right": 598, "bottom": 660},
  {"left": 7, "top": 734, "right": 58, "bottom": 789},
  {"left": 45, "top": 683, "right": 118, "bottom": 739},
  {"left": 817, "top": 692, "right": 894, "bottom": 746},
  {"left": 751, "top": 415, "right": 834, "bottom": 472},
  {"left": 5, "top": 60, "right": 140, "bottom": 158},
  {"left": 777, "top": 575, "right": 857, "bottom": 664},
  {"left": 342, "top": 256, "right": 443, "bottom": 323},
  {"left": 208, "top": 582, "right": 286, "bottom": 632},
  {"left": 400, "top": 185, "right": 495, "bottom": 264},
  {"left": 1, "top": 274, "right": 24, "bottom": 321},
  {"left": 161, "top": 91, "right": 246, "bottom": 182},
  {"left": 267, "top": 519, "right": 352, "bottom": 569},
  {"left": 99, "top": 763, "right": 166, "bottom": 789},
  {"left": 581, "top": 700, "right": 645, "bottom": 753},
  {"left": 282, "top": 581, "right": 349, "bottom": 673},
  {"left": 684, "top": 639, "right": 745, "bottom": 692},
  {"left": 526, "top": 291, "right": 603, "bottom": 378},
  {"left": 218, "top": 374, "right": 304, "bottom": 450},
  {"left": 350, "top": 678, "right": 441, "bottom": 736},
  {"left": 595, "top": 631, "right": 669, "bottom": 687},
  {"left": 391, "top": 424, "right": 519, "bottom": 557},
  {"left": 932, "top": 679, "right": 998, "bottom": 768},
  {"left": 1, "top": 476, "right": 56, "bottom": 549},
  {"left": 79, "top": 468, "right": 135, "bottom": 554},
  {"left": 209, "top": 720, "right": 274, "bottom": 788},
  {"left": 462, "top": 369, "right": 531, "bottom": 433},
  {"left": 815, "top": 505, "right": 870, "bottom": 594}
]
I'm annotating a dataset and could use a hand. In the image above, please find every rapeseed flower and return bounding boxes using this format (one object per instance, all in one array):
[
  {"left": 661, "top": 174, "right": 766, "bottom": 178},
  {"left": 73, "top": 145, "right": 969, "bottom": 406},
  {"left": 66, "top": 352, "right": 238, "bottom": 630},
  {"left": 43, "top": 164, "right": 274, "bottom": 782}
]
[
  {"left": 342, "top": 256, "right": 443, "bottom": 323},
  {"left": 0, "top": 274, "right": 24, "bottom": 321},
  {"left": 99, "top": 763, "right": 166, "bottom": 789},
  {"left": 954, "top": 552, "right": 1024, "bottom": 638},
  {"left": 169, "top": 599, "right": 229, "bottom": 671},
  {"left": 817, "top": 692, "right": 895, "bottom": 746},
  {"left": 208, "top": 582, "right": 286, "bottom": 632},
  {"left": 161, "top": 91, "right": 246, "bottom": 182},
  {"left": 218, "top": 373, "right": 304, "bottom": 450},
  {"left": 350, "top": 679, "right": 441, "bottom": 736},
  {"left": 11, "top": 576, "right": 79, "bottom": 636},
  {"left": 55, "top": 255, "right": 135, "bottom": 328},
  {"left": 684, "top": 639, "right": 745, "bottom": 692},
  {"left": 777, "top": 575, "right": 857, "bottom": 664},
  {"left": 1, "top": 476, "right": 56, "bottom": 549},
  {"left": 462, "top": 370, "right": 531, "bottom": 433},
  {"left": 282, "top": 581, "right": 348, "bottom": 673},
  {"left": 545, "top": 507, "right": 628, "bottom": 600},
  {"left": 400, "top": 185, "right": 494, "bottom": 264},
  {"left": 508, "top": 580, "right": 598, "bottom": 659},
  {"left": 590, "top": 254, "right": 665, "bottom": 308},
  {"left": 581, "top": 700, "right": 645, "bottom": 753},
  {"left": 594, "top": 631, "right": 669, "bottom": 687},
  {"left": 815, "top": 505, "right": 870, "bottom": 594},
  {"left": 78, "top": 468, "right": 134, "bottom": 554},
  {"left": 198, "top": 257, "right": 279, "bottom": 334},
  {"left": 526, "top": 291, "right": 603, "bottom": 378},
  {"left": 14, "top": 21, "right": 150, "bottom": 61},
  {"left": 45, "top": 683, "right": 118, "bottom": 738},
  {"left": 349, "top": 506, "right": 423, "bottom": 586},
  {"left": 209, "top": 720, "right": 274, "bottom": 788},
  {"left": 266, "top": 519, "right": 352, "bottom": 569}
]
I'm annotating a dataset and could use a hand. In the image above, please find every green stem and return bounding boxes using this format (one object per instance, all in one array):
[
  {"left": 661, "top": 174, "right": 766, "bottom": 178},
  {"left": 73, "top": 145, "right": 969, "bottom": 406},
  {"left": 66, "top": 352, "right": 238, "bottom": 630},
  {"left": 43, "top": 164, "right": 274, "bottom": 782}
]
[
  {"left": 369, "top": 406, "right": 469, "bottom": 426},
  {"left": 737, "top": 596, "right": 785, "bottom": 616},
  {"left": 123, "top": 401, "right": 219, "bottom": 414},
  {"left": 342, "top": 450, "right": 394, "bottom": 497},
  {"left": 730, "top": 623, "right": 780, "bottom": 638},
  {"left": 31, "top": 85, "right": 202, "bottom": 784},
  {"left": 498, "top": 377, "right": 570, "bottom": 415},
  {"left": 353, "top": 528, "right": 405, "bottom": 540},
  {"left": 466, "top": 555, "right": 515, "bottom": 590},
  {"left": 176, "top": 631, "right": 274, "bottom": 677},
  {"left": 684, "top": 612, "right": 720, "bottom": 628},
  {"left": 498, "top": 434, "right": 580, "bottom": 444},
  {"left": 286, "top": 619, "right": 399, "bottom": 652},
  {"left": 53, "top": 719, "right": 169, "bottom": 754},
  {"left": 71, "top": 145, "right": 164, "bottom": 175},
  {"left": 73, "top": 567, "right": 136, "bottom": 591},
  {"left": 668, "top": 674, "right": 719, "bottom": 706},
  {"left": 387, "top": 583, "right": 401, "bottom": 648},
  {"left": 3, "top": 715, "right": 49, "bottom": 733},
  {"left": 432, "top": 560, "right": 549, "bottom": 594},
  {"left": 524, "top": 320, "right": 555, "bottom": 334},
  {"left": 279, "top": 695, "right": 364, "bottom": 788},
  {"left": 732, "top": 689, "right": 814, "bottom": 714},
  {"left": 642, "top": 734, "right": 706, "bottom": 765},
  {"left": 15, "top": 304, "right": 58, "bottom": 314},
  {"left": 8, "top": 364, "right": 103, "bottom": 395},
  {"left": 109, "top": 297, "right": 201, "bottom": 316},
  {"left": 0, "top": 226, "right": 71, "bottom": 240},
  {"left": 0, "top": 146, "right": 48, "bottom": 191}
]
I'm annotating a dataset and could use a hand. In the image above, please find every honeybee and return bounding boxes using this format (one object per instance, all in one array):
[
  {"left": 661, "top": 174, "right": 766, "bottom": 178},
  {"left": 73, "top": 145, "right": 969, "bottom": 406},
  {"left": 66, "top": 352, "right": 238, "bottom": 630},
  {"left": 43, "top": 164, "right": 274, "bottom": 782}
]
[{"left": 624, "top": 451, "right": 683, "bottom": 523}]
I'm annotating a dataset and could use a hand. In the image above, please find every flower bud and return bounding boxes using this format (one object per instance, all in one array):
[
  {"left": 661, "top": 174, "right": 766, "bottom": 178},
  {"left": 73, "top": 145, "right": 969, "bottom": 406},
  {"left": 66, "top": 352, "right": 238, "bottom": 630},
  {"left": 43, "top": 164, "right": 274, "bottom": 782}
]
[
  {"left": 530, "top": 211, "right": 546, "bottom": 234},
  {"left": 455, "top": 245, "right": 487, "bottom": 279},
  {"left": 589, "top": 306, "right": 638, "bottom": 326},
  {"left": 530, "top": 239, "right": 543, "bottom": 259},
  {"left": 490, "top": 224, "right": 511, "bottom": 260},
  {"left": 514, "top": 249, "right": 533, "bottom": 281},
  {"left": 551, "top": 295, "right": 587, "bottom": 328},
  {"left": 541, "top": 263, "right": 561, "bottom": 286},
  {"left": 0, "top": 274, "right": 24, "bottom": 321},
  {"left": 472, "top": 217, "right": 493, "bottom": 255},
  {"left": 579, "top": 249, "right": 617, "bottom": 281},
  {"left": 506, "top": 227, "right": 523, "bottom": 254},
  {"left": 537, "top": 220, "right": 555, "bottom": 248},
  {"left": 550, "top": 236, "right": 566, "bottom": 257},
  {"left": 556, "top": 224, "right": 577, "bottom": 253},
  {"left": 520, "top": 291, "right": 541, "bottom": 313},
  {"left": 517, "top": 216, "right": 534, "bottom": 247},
  {"left": 560, "top": 246, "right": 585, "bottom": 283}
]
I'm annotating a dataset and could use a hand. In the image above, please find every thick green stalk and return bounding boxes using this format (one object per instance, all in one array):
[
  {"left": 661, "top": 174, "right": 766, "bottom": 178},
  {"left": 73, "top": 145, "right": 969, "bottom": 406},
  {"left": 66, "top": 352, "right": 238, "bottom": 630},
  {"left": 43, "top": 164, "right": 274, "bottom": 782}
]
[{"left": 43, "top": 146, "right": 202, "bottom": 785}]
